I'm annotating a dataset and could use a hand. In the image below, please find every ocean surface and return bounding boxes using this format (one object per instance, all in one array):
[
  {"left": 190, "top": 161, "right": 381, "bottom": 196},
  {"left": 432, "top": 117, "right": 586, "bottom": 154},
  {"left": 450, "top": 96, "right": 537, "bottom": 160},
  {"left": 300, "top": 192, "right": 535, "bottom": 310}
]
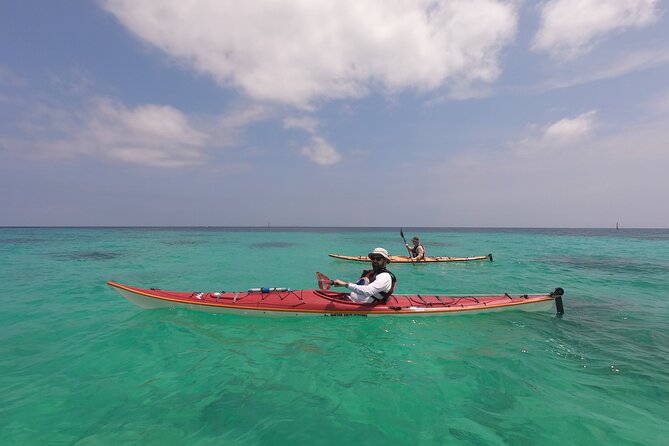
[{"left": 1, "top": 227, "right": 668, "bottom": 445}]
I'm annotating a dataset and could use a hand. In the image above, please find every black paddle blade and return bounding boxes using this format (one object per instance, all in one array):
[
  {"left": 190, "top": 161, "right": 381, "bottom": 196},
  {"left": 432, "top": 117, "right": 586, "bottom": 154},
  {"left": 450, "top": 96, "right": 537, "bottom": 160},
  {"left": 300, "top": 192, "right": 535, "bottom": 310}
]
[{"left": 316, "top": 272, "right": 333, "bottom": 290}]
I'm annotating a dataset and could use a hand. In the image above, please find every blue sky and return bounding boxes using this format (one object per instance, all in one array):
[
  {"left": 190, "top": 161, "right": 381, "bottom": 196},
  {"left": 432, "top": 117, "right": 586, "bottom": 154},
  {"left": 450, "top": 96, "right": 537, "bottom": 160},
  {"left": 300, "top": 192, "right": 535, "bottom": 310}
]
[{"left": 1, "top": 0, "right": 668, "bottom": 227}]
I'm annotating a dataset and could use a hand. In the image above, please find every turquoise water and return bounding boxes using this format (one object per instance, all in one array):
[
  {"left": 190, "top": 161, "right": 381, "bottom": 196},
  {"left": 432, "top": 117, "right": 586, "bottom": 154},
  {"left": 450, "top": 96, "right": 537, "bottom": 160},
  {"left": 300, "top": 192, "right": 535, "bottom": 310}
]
[{"left": 1, "top": 227, "right": 668, "bottom": 445}]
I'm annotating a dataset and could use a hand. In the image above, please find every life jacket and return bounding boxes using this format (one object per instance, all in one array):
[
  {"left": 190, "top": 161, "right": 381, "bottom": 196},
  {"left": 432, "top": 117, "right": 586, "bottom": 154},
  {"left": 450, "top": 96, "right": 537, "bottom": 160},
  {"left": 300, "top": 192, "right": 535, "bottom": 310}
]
[
  {"left": 410, "top": 244, "right": 425, "bottom": 258},
  {"left": 358, "top": 268, "right": 397, "bottom": 302}
]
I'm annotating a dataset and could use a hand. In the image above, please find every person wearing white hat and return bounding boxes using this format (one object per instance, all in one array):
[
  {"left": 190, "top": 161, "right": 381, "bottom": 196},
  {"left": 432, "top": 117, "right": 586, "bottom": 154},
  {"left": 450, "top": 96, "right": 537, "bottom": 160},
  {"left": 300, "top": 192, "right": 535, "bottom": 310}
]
[{"left": 332, "top": 247, "right": 397, "bottom": 303}]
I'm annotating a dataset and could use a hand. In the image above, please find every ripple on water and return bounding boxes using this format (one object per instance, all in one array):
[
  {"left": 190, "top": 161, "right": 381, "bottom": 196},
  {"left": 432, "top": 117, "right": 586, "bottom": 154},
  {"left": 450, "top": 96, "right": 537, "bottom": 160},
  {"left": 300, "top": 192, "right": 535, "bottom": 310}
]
[{"left": 537, "top": 255, "right": 668, "bottom": 275}]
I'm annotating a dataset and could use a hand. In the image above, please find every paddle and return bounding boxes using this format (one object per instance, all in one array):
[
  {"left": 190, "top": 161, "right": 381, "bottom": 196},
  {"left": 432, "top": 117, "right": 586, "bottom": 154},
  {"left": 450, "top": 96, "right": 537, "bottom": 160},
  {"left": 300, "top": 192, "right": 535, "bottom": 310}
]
[
  {"left": 316, "top": 272, "right": 334, "bottom": 290},
  {"left": 400, "top": 228, "right": 415, "bottom": 262}
]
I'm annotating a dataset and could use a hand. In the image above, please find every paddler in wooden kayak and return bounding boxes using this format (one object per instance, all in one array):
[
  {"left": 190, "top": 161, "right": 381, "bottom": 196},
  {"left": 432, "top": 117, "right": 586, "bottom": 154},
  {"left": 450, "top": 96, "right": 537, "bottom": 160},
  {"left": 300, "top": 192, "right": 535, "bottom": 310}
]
[
  {"left": 332, "top": 247, "right": 397, "bottom": 303},
  {"left": 405, "top": 236, "right": 426, "bottom": 261}
]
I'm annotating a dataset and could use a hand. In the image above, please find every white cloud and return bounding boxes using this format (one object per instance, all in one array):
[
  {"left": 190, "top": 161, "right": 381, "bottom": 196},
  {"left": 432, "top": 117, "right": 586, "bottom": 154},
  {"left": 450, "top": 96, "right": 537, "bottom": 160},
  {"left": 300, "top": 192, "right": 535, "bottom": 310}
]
[
  {"left": 417, "top": 112, "right": 668, "bottom": 227},
  {"left": 102, "top": 0, "right": 518, "bottom": 107},
  {"left": 283, "top": 116, "right": 320, "bottom": 134},
  {"left": 533, "top": 0, "right": 660, "bottom": 59},
  {"left": 284, "top": 116, "right": 345, "bottom": 165},
  {"left": 76, "top": 99, "right": 207, "bottom": 167},
  {"left": 515, "top": 110, "right": 598, "bottom": 154},
  {"left": 540, "top": 47, "right": 669, "bottom": 90},
  {"left": 300, "top": 136, "right": 342, "bottom": 165},
  {"left": 543, "top": 110, "right": 597, "bottom": 143},
  {"left": 1, "top": 97, "right": 270, "bottom": 168},
  {"left": 215, "top": 104, "right": 270, "bottom": 129}
]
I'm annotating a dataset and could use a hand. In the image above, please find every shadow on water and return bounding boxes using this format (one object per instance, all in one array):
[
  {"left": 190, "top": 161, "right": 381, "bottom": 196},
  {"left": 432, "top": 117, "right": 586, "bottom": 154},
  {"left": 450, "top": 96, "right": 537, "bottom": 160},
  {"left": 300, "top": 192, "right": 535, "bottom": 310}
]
[
  {"left": 161, "top": 239, "right": 207, "bottom": 246},
  {"left": 422, "top": 240, "right": 452, "bottom": 248},
  {"left": 52, "top": 251, "right": 123, "bottom": 261},
  {"left": 0, "top": 238, "right": 45, "bottom": 244},
  {"left": 250, "top": 242, "right": 297, "bottom": 249}
]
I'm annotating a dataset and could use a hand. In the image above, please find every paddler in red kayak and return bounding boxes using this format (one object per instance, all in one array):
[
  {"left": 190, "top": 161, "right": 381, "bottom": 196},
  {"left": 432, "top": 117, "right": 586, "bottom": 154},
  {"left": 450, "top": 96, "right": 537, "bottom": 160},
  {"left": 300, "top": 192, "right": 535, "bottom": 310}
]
[
  {"left": 332, "top": 247, "right": 397, "bottom": 303},
  {"left": 405, "top": 236, "right": 426, "bottom": 260}
]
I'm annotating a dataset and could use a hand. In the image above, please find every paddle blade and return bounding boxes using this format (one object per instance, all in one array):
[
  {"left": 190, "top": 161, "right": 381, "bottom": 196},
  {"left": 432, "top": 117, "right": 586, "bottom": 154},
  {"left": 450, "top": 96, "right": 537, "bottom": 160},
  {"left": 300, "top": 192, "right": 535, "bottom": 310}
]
[{"left": 316, "top": 272, "right": 333, "bottom": 290}]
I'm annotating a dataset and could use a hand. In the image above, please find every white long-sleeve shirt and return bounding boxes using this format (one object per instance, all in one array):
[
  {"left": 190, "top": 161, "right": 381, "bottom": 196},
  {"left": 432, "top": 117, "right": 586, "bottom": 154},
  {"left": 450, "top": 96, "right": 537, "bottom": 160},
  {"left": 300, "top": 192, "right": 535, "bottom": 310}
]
[{"left": 345, "top": 272, "right": 392, "bottom": 303}]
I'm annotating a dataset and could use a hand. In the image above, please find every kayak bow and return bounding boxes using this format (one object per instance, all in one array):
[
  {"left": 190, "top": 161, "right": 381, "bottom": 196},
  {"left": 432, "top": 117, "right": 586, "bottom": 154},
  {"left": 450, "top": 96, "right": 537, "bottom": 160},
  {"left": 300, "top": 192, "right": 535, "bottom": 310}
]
[{"left": 108, "top": 281, "right": 564, "bottom": 317}]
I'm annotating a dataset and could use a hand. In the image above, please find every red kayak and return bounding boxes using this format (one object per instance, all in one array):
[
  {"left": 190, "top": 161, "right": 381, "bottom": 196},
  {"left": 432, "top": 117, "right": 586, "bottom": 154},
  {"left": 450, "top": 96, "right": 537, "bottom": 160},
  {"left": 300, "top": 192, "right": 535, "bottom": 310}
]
[{"left": 108, "top": 281, "right": 564, "bottom": 317}]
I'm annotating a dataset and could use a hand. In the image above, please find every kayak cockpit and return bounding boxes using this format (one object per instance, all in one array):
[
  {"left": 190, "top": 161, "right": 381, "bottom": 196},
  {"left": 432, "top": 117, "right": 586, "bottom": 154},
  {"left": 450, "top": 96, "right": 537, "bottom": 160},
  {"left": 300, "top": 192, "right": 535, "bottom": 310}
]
[{"left": 312, "top": 289, "right": 382, "bottom": 306}]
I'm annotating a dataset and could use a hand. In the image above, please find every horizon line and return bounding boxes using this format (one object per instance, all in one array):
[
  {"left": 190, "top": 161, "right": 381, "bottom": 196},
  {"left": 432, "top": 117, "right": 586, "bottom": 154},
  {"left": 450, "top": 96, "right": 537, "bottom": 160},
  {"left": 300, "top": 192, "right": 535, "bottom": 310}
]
[{"left": 1, "top": 225, "right": 667, "bottom": 230}]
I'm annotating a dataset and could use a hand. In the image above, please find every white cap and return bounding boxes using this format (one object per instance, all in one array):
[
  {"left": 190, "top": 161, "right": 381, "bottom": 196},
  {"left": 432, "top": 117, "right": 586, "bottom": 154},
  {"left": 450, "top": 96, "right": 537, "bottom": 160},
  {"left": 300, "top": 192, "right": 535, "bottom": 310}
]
[{"left": 368, "top": 247, "right": 390, "bottom": 261}]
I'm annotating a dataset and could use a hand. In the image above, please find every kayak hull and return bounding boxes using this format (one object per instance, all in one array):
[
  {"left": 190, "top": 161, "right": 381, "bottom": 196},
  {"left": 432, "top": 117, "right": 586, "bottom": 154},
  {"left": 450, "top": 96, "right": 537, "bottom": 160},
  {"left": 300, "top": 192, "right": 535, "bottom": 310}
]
[
  {"left": 328, "top": 253, "right": 493, "bottom": 263},
  {"left": 108, "top": 281, "right": 563, "bottom": 318}
]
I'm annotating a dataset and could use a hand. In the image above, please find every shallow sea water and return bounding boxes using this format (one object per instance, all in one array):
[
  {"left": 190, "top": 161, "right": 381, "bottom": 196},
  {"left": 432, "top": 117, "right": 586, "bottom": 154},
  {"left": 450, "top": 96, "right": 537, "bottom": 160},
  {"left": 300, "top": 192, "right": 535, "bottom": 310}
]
[{"left": 1, "top": 227, "right": 668, "bottom": 445}]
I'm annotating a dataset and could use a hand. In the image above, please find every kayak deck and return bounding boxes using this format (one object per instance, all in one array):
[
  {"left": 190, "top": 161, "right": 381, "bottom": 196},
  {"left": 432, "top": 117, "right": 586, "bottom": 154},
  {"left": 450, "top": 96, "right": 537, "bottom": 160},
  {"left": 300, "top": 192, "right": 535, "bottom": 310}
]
[
  {"left": 108, "top": 281, "right": 564, "bottom": 317},
  {"left": 329, "top": 253, "right": 493, "bottom": 263}
]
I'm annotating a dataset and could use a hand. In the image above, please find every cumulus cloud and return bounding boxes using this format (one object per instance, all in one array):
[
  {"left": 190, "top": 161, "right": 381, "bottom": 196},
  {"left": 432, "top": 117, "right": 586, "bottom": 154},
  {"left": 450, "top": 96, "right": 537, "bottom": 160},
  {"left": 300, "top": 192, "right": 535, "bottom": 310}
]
[
  {"left": 543, "top": 110, "right": 597, "bottom": 143},
  {"left": 81, "top": 99, "right": 207, "bottom": 167},
  {"left": 300, "top": 136, "right": 342, "bottom": 165},
  {"left": 102, "top": 0, "right": 518, "bottom": 107},
  {"left": 533, "top": 0, "right": 660, "bottom": 59},
  {"left": 284, "top": 116, "right": 344, "bottom": 165},
  {"left": 514, "top": 110, "right": 598, "bottom": 154},
  {"left": 1, "top": 97, "right": 269, "bottom": 168}
]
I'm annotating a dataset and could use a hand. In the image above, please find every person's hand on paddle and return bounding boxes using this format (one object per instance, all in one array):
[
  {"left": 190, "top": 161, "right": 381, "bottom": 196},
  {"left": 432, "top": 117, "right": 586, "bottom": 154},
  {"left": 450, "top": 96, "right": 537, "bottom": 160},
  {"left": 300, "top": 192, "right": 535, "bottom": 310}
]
[
  {"left": 316, "top": 273, "right": 349, "bottom": 290},
  {"left": 332, "top": 279, "right": 348, "bottom": 287},
  {"left": 404, "top": 243, "right": 415, "bottom": 260},
  {"left": 400, "top": 228, "right": 416, "bottom": 262}
]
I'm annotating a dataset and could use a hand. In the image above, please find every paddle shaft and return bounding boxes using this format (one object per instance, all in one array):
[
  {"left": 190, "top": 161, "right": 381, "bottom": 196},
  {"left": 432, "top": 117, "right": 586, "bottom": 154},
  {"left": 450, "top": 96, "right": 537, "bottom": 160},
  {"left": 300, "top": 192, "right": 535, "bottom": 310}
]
[{"left": 400, "top": 228, "right": 416, "bottom": 262}]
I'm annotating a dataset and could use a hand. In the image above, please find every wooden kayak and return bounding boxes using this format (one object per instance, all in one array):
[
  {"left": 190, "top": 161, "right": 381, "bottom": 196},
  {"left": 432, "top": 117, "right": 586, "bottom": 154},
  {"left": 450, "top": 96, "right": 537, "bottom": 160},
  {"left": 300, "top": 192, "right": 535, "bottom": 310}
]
[
  {"left": 108, "top": 281, "right": 564, "bottom": 317},
  {"left": 329, "top": 253, "right": 493, "bottom": 263}
]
